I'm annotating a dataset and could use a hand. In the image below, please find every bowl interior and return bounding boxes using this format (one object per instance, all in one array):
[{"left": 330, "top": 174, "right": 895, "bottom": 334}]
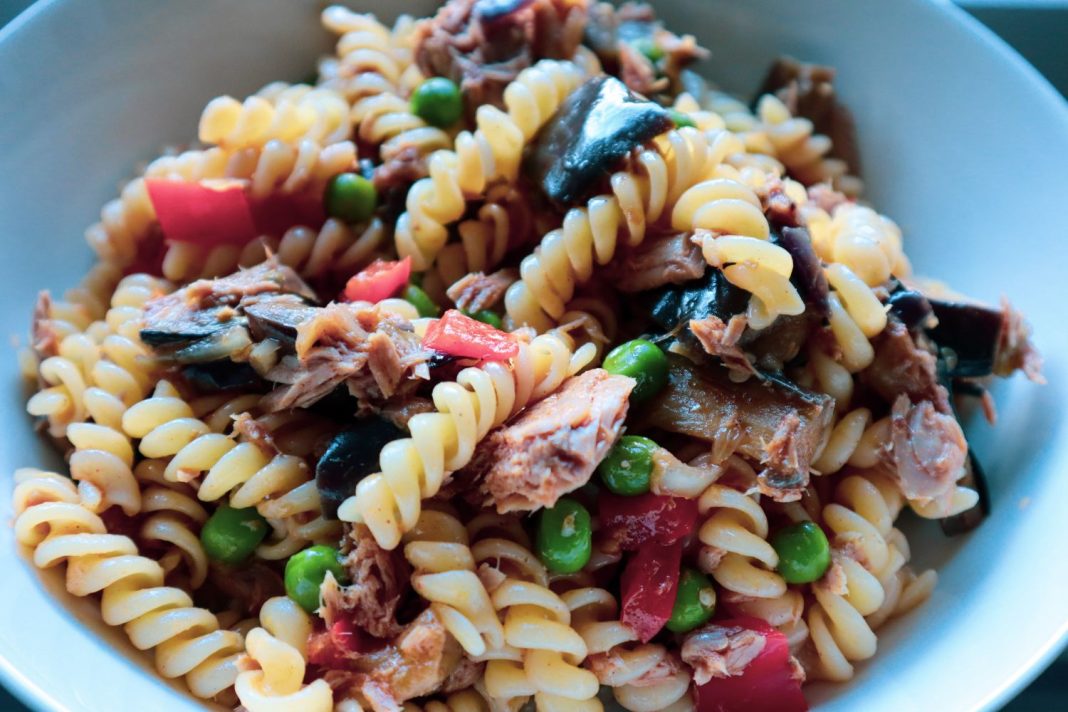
[{"left": 1, "top": 1, "right": 1066, "bottom": 710}]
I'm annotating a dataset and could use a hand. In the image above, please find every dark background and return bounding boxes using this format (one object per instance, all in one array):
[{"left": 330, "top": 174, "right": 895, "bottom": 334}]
[{"left": 0, "top": 0, "right": 1064, "bottom": 709}]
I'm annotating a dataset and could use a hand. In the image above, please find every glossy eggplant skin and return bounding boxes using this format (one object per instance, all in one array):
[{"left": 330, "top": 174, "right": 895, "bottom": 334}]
[
  {"left": 315, "top": 419, "right": 406, "bottom": 519},
  {"left": 182, "top": 361, "right": 265, "bottom": 393},
  {"left": 774, "top": 226, "right": 829, "bottom": 318},
  {"left": 886, "top": 287, "right": 935, "bottom": 330},
  {"left": 140, "top": 306, "right": 234, "bottom": 347},
  {"left": 244, "top": 296, "right": 319, "bottom": 349},
  {"left": 927, "top": 299, "right": 1003, "bottom": 379},
  {"left": 645, "top": 268, "right": 748, "bottom": 335},
  {"left": 526, "top": 75, "right": 673, "bottom": 206}
]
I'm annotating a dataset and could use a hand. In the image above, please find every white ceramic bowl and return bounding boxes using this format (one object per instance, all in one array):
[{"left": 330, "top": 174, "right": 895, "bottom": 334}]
[{"left": 1, "top": 1, "right": 1066, "bottom": 710}]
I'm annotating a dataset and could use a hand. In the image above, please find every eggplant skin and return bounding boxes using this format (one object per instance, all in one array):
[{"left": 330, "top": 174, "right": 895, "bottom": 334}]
[
  {"left": 182, "top": 361, "right": 265, "bottom": 393},
  {"left": 525, "top": 75, "right": 673, "bottom": 206},
  {"left": 315, "top": 419, "right": 406, "bottom": 519}
]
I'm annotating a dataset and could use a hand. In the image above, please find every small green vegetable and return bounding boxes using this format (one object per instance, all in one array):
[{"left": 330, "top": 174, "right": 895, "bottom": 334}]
[
  {"left": 598, "top": 435, "right": 657, "bottom": 496},
  {"left": 668, "top": 108, "right": 696, "bottom": 129},
  {"left": 200, "top": 505, "right": 269, "bottom": 565},
  {"left": 631, "top": 37, "right": 664, "bottom": 63},
  {"left": 468, "top": 309, "right": 503, "bottom": 330},
  {"left": 284, "top": 545, "right": 348, "bottom": 613},
  {"left": 666, "top": 567, "right": 716, "bottom": 633},
  {"left": 536, "top": 498, "right": 592, "bottom": 574},
  {"left": 325, "top": 172, "right": 378, "bottom": 224},
  {"left": 403, "top": 284, "right": 440, "bottom": 317},
  {"left": 602, "top": 338, "right": 669, "bottom": 402},
  {"left": 411, "top": 77, "right": 463, "bottom": 128},
  {"left": 771, "top": 521, "right": 832, "bottom": 584}
]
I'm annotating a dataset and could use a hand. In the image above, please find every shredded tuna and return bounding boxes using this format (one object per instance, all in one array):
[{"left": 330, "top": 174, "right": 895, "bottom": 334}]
[
  {"left": 587, "top": 646, "right": 686, "bottom": 687},
  {"left": 819, "top": 557, "right": 849, "bottom": 596},
  {"left": 379, "top": 397, "right": 435, "bottom": 430},
  {"left": 618, "top": 40, "right": 664, "bottom": 95},
  {"left": 232, "top": 412, "right": 278, "bottom": 456},
  {"left": 889, "top": 395, "right": 968, "bottom": 504},
  {"left": 372, "top": 145, "right": 428, "bottom": 212},
  {"left": 441, "top": 656, "right": 485, "bottom": 694},
  {"left": 321, "top": 608, "right": 461, "bottom": 712},
  {"left": 30, "top": 291, "right": 60, "bottom": 360},
  {"left": 464, "top": 368, "right": 633, "bottom": 512},
  {"left": 681, "top": 622, "right": 768, "bottom": 685},
  {"left": 758, "top": 412, "right": 810, "bottom": 502},
  {"left": 263, "top": 304, "right": 431, "bottom": 413},
  {"left": 862, "top": 320, "right": 951, "bottom": 414},
  {"left": 446, "top": 269, "right": 517, "bottom": 313},
  {"left": 414, "top": 0, "right": 588, "bottom": 118},
  {"left": 698, "top": 545, "right": 727, "bottom": 573},
  {"left": 321, "top": 527, "right": 409, "bottom": 639},
  {"left": 996, "top": 299, "right": 1044, "bottom": 383},
  {"left": 203, "top": 561, "right": 284, "bottom": 617},
  {"left": 611, "top": 232, "right": 705, "bottom": 292},
  {"left": 690, "top": 315, "right": 755, "bottom": 377}
]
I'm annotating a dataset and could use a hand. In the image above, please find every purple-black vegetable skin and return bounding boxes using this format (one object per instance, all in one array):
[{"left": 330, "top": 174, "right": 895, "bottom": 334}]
[
  {"left": 526, "top": 75, "right": 673, "bottom": 206},
  {"left": 774, "top": 226, "right": 829, "bottom": 318},
  {"left": 926, "top": 299, "right": 1003, "bottom": 378},
  {"left": 316, "top": 419, "right": 405, "bottom": 519},
  {"left": 886, "top": 287, "right": 935, "bottom": 330}
]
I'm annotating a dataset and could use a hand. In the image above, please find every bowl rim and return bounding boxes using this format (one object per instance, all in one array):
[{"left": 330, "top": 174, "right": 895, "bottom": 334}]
[{"left": 1, "top": 0, "right": 1067, "bottom": 710}]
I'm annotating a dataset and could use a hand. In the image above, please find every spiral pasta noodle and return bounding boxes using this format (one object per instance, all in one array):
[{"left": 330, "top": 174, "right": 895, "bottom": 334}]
[
  {"left": 13, "top": 470, "right": 245, "bottom": 699},
  {"left": 318, "top": 6, "right": 423, "bottom": 101},
  {"left": 395, "top": 59, "right": 587, "bottom": 270},
  {"left": 697, "top": 482, "right": 787, "bottom": 599},
  {"left": 467, "top": 522, "right": 601, "bottom": 710},
  {"left": 236, "top": 596, "right": 333, "bottom": 712},
  {"left": 400, "top": 511, "right": 506, "bottom": 658},
  {"left": 139, "top": 482, "right": 210, "bottom": 589},
  {"left": 338, "top": 331, "right": 593, "bottom": 550},
  {"left": 199, "top": 84, "right": 351, "bottom": 152},
  {"left": 565, "top": 587, "right": 693, "bottom": 712},
  {"left": 757, "top": 94, "right": 857, "bottom": 192}
]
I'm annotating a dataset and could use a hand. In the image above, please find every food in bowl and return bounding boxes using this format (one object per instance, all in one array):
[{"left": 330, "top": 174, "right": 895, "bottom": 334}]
[{"left": 11, "top": 1, "right": 1042, "bottom": 710}]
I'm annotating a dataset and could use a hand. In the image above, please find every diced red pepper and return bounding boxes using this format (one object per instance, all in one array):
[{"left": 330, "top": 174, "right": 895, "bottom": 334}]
[
  {"left": 343, "top": 257, "right": 412, "bottom": 303},
  {"left": 695, "top": 617, "right": 808, "bottom": 712},
  {"left": 599, "top": 491, "right": 699, "bottom": 551},
  {"left": 422, "top": 309, "right": 518, "bottom": 361},
  {"left": 249, "top": 191, "right": 325, "bottom": 236},
  {"left": 306, "top": 617, "right": 380, "bottom": 668},
  {"left": 146, "top": 179, "right": 257, "bottom": 246},
  {"left": 619, "top": 540, "right": 683, "bottom": 643}
]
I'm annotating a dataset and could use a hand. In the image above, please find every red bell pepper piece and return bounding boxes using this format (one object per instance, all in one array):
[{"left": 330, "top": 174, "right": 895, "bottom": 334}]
[
  {"left": 619, "top": 540, "right": 683, "bottom": 643},
  {"left": 694, "top": 617, "right": 808, "bottom": 712},
  {"left": 306, "top": 617, "right": 380, "bottom": 668},
  {"left": 146, "top": 179, "right": 257, "bottom": 246},
  {"left": 422, "top": 309, "right": 518, "bottom": 361},
  {"left": 599, "top": 491, "right": 699, "bottom": 551},
  {"left": 343, "top": 257, "right": 412, "bottom": 303}
]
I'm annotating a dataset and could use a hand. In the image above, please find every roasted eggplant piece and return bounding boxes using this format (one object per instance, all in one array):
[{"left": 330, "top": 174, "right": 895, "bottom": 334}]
[
  {"left": 526, "top": 75, "right": 673, "bottom": 206},
  {"left": 182, "top": 361, "right": 265, "bottom": 393},
  {"left": 645, "top": 268, "right": 748, "bottom": 335},
  {"left": 244, "top": 295, "right": 319, "bottom": 349},
  {"left": 170, "top": 324, "right": 252, "bottom": 364},
  {"left": 140, "top": 305, "right": 237, "bottom": 347},
  {"left": 316, "top": 419, "right": 406, "bottom": 519},
  {"left": 926, "top": 299, "right": 1004, "bottom": 379},
  {"left": 638, "top": 356, "right": 834, "bottom": 499},
  {"left": 886, "top": 287, "right": 935, "bottom": 330}
]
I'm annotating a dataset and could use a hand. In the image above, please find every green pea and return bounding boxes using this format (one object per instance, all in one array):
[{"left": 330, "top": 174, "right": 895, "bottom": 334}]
[
  {"left": 200, "top": 505, "right": 269, "bottom": 565},
  {"left": 668, "top": 108, "right": 696, "bottom": 129},
  {"left": 602, "top": 339, "right": 669, "bottom": 402},
  {"left": 284, "top": 545, "right": 348, "bottom": 613},
  {"left": 411, "top": 77, "right": 463, "bottom": 128},
  {"left": 631, "top": 37, "right": 664, "bottom": 63},
  {"left": 536, "top": 498, "right": 592, "bottom": 574},
  {"left": 467, "top": 309, "right": 503, "bottom": 329},
  {"left": 325, "top": 172, "right": 378, "bottom": 224},
  {"left": 403, "top": 284, "right": 440, "bottom": 317},
  {"left": 771, "top": 521, "right": 832, "bottom": 584},
  {"left": 666, "top": 567, "right": 716, "bottom": 633},
  {"left": 598, "top": 435, "right": 657, "bottom": 496}
]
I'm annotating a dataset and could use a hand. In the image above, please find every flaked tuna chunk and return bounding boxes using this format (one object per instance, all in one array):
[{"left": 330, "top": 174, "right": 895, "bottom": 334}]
[
  {"left": 889, "top": 394, "right": 968, "bottom": 505},
  {"left": 862, "top": 319, "right": 951, "bottom": 414},
  {"left": 445, "top": 269, "right": 516, "bottom": 313},
  {"left": 321, "top": 526, "right": 409, "bottom": 640},
  {"left": 465, "top": 368, "right": 634, "bottom": 512},
  {"left": 610, "top": 232, "right": 705, "bottom": 293},
  {"left": 681, "top": 622, "right": 767, "bottom": 685}
]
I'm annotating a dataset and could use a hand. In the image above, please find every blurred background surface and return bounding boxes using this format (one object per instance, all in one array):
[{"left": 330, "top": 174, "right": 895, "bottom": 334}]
[{"left": 0, "top": 0, "right": 1064, "bottom": 709}]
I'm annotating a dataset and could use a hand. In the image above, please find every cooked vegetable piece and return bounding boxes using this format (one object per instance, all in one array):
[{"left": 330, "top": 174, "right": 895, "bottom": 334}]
[
  {"left": 422, "top": 309, "right": 518, "bottom": 360},
  {"left": 632, "top": 36, "right": 664, "bottom": 62},
  {"left": 285, "top": 545, "right": 348, "bottom": 614},
  {"left": 182, "top": 361, "right": 264, "bottom": 393},
  {"left": 640, "top": 357, "right": 834, "bottom": 499},
  {"left": 666, "top": 567, "right": 716, "bottom": 633},
  {"left": 467, "top": 309, "right": 503, "bottom": 329},
  {"left": 325, "top": 172, "right": 378, "bottom": 224},
  {"left": 146, "top": 178, "right": 257, "bottom": 246},
  {"left": 526, "top": 75, "right": 673, "bottom": 206},
  {"left": 771, "top": 521, "right": 831, "bottom": 584},
  {"left": 620, "top": 540, "right": 682, "bottom": 643},
  {"left": 668, "top": 108, "right": 695, "bottom": 128},
  {"left": 603, "top": 338, "right": 668, "bottom": 402},
  {"left": 692, "top": 617, "right": 809, "bottom": 712},
  {"left": 536, "top": 497, "right": 593, "bottom": 574},
  {"left": 316, "top": 419, "right": 406, "bottom": 519},
  {"left": 646, "top": 267, "right": 748, "bottom": 335},
  {"left": 886, "top": 285, "right": 934, "bottom": 330},
  {"left": 598, "top": 435, "right": 656, "bottom": 495},
  {"left": 926, "top": 298, "right": 1004, "bottom": 378},
  {"left": 411, "top": 77, "right": 463, "bottom": 128},
  {"left": 402, "top": 284, "right": 440, "bottom": 317},
  {"left": 774, "top": 226, "right": 829, "bottom": 318},
  {"left": 599, "top": 491, "right": 699, "bottom": 550},
  {"left": 243, "top": 295, "right": 319, "bottom": 347},
  {"left": 171, "top": 324, "right": 252, "bottom": 364},
  {"left": 200, "top": 505, "right": 269, "bottom": 564},
  {"left": 343, "top": 257, "right": 412, "bottom": 304}
]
